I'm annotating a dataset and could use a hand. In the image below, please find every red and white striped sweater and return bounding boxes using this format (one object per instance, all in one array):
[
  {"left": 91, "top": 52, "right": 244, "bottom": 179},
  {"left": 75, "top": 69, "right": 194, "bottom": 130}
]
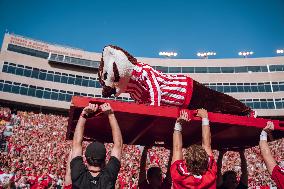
[{"left": 125, "top": 62, "right": 193, "bottom": 107}]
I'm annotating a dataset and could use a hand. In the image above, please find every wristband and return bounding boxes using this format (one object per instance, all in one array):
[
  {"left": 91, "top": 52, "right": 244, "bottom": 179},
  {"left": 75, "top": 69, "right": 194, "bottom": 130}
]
[
  {"left": 80, "top": 113, "right": 89, "bottom": 119},
  {"left": 260, "top": 130, "right": 267, "bottom": 141},
  {"left": 174, "top": 122, "right": 182, "bottom": 132},
  {"left": 202, "top": 118, "right": 209, "bottom": 126}
]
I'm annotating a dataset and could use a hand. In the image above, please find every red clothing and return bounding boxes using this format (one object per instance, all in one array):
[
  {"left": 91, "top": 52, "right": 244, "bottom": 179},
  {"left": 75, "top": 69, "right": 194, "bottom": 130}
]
[
  {"left": 126, "top": 62, "right": 193, "bottom": 107},
  {"left": 63, "top": 184, "right": 72, "bottom": 189},
  {"left": 271, "top": 165, "right": 284, "bottom": 189},
  {"left": 170, "top": 156, "right": 217, "bottom": 189}
]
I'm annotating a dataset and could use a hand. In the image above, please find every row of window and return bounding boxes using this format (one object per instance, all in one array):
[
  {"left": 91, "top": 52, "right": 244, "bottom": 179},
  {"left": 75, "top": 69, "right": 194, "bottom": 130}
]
[
  {"left": 7, "top": 44, "right": 99, "bottom": 68},
  {"left": 240, "top": 99, "right": 284, "bottom": 110},
  {"left": 1, "top": 80, "right": 284, "bottom": 110},
  {"left": 0, "top": 80, "right": 134, "bottom": 103},
  {"left": 49, "top": 53, "right": 99, "bottom": 68},
  {"left": 7, "top": 43, "right": 284, "bottom": 74},
  {"left": 154, "top": 64, "right": 284, "bottom": 73},
  {"left": 3, "top": 62, "right": 284, "bottom": 93},
  {"left": 2, "top": 62, "right": 102, "bottom": 88}
]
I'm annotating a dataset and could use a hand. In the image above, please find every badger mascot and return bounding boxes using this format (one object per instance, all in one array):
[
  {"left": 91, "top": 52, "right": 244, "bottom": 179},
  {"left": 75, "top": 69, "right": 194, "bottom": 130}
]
[{"left": 98, "top": 45, "right": 252, "bottom": 116}]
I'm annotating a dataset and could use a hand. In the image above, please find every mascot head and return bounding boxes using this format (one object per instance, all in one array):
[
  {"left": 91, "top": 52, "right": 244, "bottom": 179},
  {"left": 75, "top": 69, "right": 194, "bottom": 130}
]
[{"left": 98, "top": 45, "right": 138, "bottom": 97}]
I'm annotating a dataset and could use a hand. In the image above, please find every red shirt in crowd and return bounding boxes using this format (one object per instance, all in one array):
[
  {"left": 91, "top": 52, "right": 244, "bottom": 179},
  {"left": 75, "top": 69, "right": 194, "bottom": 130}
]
[
  {"left": 170, "top": 156, "right": 217, "bottom": 189},
  {"left": 271, "top": 165, "right": 284, "bottom": 189}
]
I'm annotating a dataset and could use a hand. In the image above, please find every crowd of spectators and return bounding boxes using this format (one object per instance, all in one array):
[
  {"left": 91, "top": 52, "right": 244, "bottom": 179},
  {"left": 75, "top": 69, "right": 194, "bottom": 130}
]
[{"left": 0, "top": 106, "right": 283, "bottom": 188}]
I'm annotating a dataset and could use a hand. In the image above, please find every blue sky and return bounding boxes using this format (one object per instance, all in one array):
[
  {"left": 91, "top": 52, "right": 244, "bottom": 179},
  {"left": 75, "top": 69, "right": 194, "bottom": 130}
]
[{"left": 0, "top": 0, "right": 284, "bottom": 59}]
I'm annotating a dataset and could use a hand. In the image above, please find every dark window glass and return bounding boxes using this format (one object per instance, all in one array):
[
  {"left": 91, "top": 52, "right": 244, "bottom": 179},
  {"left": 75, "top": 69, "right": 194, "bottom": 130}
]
[
  {"left": 260, "top": 102, "right": 268, "bottom": 109},
  {"left": 267, "top": 101, "right": 275, "bottom": 109},
  {"left": 20, "top": 86, "right": 28, "bottom": 95},
  {"left": 7, "top": 66, "right": 16, "bottom": 74},
  {"left": 15, "top": 67, "right": 24, "bottom": 75},
  {"left": 82, "top": 79, "right": 89, "bottom": 87},
  {"left": 11, "top": 85, "right": 20, "bottom": 94},
  {"left": 28, "top": 86, "right": 36, "bottom": 97},
  {"left": 31, "top": 69, "right": 39, "bottom": 79},
  {"left": 68, "top": 77, "right": 75, "bottom": 85},
  {"left": 253, "top": 102, "right": 261, "bottom": 109},
  {"left": 95, "top": 81, "right": 102, "bottom": 88},
  {"left": 244, "top": 85, "right": 251, "bottom": 92},
  {"left": 195, "top": 67, "right": 207, "bottom": 73},
  {"left": 221, "top": 67, "right": 234, "bottom": 73},
  {"left": 230, "top": 86, "right": 237, "bottom": 92},
  {"left": 260, "top": 66, "right": 268, "bottom": 72},
  {"left": 235, "top": 66, "right": 247, "bottom": 73},
  {"left": 208, "top": 67, "right": 221, "bottom": 73},
  {"left": 75, "top": 76, "right": 82, "bottom": 85},
  {"left": 279, "top": 85, "right": 284, "bottom": 91},
  {"left": 65, "top": 56, "right": 70, "bottom": 62},
  {"left": 264, "top": 85, "right": 272, "bottom": 92},
  {"left": 273, "top": 85, "right": 279, "bottom": 92},
  {"left": 65, "top": 94, "right": 72, "bottom": 102},
  {"left": 276, "top": 102, "right": 283, "bottom": 109},
  {"left": 182, "top": 67, "right": 194, "bottom": 73},
  {"left": 3, "top": 83, "right": 12, "bottom": 92},
  {"left": 43, "top": 90, "right": 51, "bottom": 99},
  {"left": 237, "top": 86, "right": 244, "bottom": 92},
  {"left": 169, "top": 67, "right": 181, "bottom": 73},
  {"left": 223, "top": 86, "right": 230, "bottom": 93},
  {"left": 46, "top": 73, "right": 53, "bottom": 81},
  {"left": 51, "top": 92, "right": 58, "bottom": 100},
  {"left": 89, "top": 80, "right": 97, "bottom": 87},
  {"left": 53, "top": 74, "right": 61, "bottom": 83},
  {"left": 2, "top": 64, "right": 8, "bottom": 72},
  {"left": 248, "top": 66, "right": 261, "bottom": 72},
  {"left": 0, "top": 82, "right": 3, "bottom": 91},
  {"left": 58, "top": 93, "right": 66, "bottom": 101},
  {"left": 57, "top": 55, "right": 64, "bottom": 61},
  {"left": 50, "top": 54, "right": 57, "bottom": 60},
  {"left": 251, "top": 85, "right": 258, "bottom": 92},
  {"left": 7, "top": 44, "right": 49, "bottom": 59},
  {"left": 38, "top": 70, "right": 47, "bottom": 80},
  {"left": 258, "top": 84, "right": 265, "bottom": 92},
  {"left": 156, "top": 66, "right": 168, "bottom": 73},
  {"left": 217, "top": 86, "right": 224, "bottom": 93},
  {"left": 35, "top": 89, "right": 43, "bottom": 98},
  {"left": 61, "top": 75, "right": 68, "bottom": 83}
]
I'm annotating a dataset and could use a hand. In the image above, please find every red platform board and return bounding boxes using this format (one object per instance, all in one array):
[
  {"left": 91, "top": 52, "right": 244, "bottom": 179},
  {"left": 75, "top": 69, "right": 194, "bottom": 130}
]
[{"left": 67, "top": 96, "right": 284, "bottom": 149}]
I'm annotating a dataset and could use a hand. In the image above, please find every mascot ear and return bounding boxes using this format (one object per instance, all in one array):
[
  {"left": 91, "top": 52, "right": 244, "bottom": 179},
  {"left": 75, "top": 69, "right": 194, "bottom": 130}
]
[{"left": 113, "top": 62, "right": 120, "bottom": 82}]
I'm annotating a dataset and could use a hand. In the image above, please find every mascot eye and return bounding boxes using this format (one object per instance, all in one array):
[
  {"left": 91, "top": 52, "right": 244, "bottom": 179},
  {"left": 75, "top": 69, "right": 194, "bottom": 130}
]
[{"left": 104, "top": 72, "right": 108, "bottom": 80}]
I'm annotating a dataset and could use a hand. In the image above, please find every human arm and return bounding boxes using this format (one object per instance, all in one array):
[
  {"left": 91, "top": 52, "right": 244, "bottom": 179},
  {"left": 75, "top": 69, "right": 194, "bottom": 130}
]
[
  {"left": 100, "top": 103, "right": 123, "bottom": 161},
  {"left": 239, "top": 149, "right": 248, "bottom": 186},
  {"left": 197, "top": 109, "right": 213, "bottom": 156},
  {"left": 64, "top": 149, "right": 72, "bottom": 186},
  {"left": 72, "top": 103, "right": 98, "bottom": 159},
  {"left": 172, "top": 110, "right": 190, "bottom": 164},
  {"left": 259, "top": 121, "right": 277, "bottom": 175}
]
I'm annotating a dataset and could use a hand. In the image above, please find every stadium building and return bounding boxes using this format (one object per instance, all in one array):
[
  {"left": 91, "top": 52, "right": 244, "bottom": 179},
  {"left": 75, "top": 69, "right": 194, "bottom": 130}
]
[{"left": 0, "top": 33, "right": 284, "bottom": 118}]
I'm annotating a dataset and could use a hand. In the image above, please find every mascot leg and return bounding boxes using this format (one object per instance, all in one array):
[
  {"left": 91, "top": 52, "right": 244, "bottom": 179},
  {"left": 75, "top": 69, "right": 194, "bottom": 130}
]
[{"left": 188, "top": 81, "right": 251, "bottom": 116}]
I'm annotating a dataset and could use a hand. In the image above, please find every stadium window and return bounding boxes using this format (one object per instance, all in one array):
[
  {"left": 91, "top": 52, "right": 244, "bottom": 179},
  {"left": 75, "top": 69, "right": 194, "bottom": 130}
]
[
  {"left": 84, "top": 60, "right": 91, "bottom": 67},
  {"left": 95, "top": 94, "right": 101, "bottom": 98},
  {"left": 51, "top": 89, "right": 59, "bottom": 100},
  {"left": 260, "top": 66, "right": 268, "bottom": 72},
  {"left": 253, "top": 102, "right": 261, "bottom": 109},
  {"left": 75, "top": 75, "right": 83, "bottom": 86},
  {"left": 88, "top": 79, "right": 96, "bottom": 87},
  {"left": 195, "top": 67, "right": 207, "bottom": 73},
  {"left": 50, "top": 54, "right": 57, "bottom": 60},
  {"left": 208, "top": 67, "right": 221, "bottom": 73},
  {"left": 251, "top": 85, "right": 258, "bottom": 92},
  {"left": 237, "top": 85, "right": 244, "bottom": 92},
  {"left": 38, "top": 69, "right": 47, "bottom": 80},
  {"left": 223, "top": 85, "right": 230, "bottom": 93},
  {"left": 267, "top": 101, "right": 275, "bottom": 109},
  {"left": 221, "top": 67, "right": 234, "bottom": 73},
  {"left": 65, "top": 56, "right": 71, "bottom": 63},
  {"left": 87, "top": 94, "right": 94, "bottom": 97},
  {"left": 20, "top": 84, "right": 28, "bottom": 95},
  {"left": 275, "top": 99, "right": 283, "bottom": 109},
  {"left": 58, "top": 93, "right": 66, "bottom": 101},
  {"left": 95, "top": 81, "right": 101, "bottom": 88},
  {"left": 11, "top": 83, "right": 20, "bottom": 94},
  {"left": 43, "top": 89, "right": 51, "bottom": 99},
  {"left": 0, "top": 80, "right": 4, "bottom": 91},
  {"left": 248, "top": 66, "right": 261, "bottom": 72},
  {"left": 169, "top": 67, "right": 181, "bottom": 73},
  {"left": 217, "top": 85, "right": 224, "bottom": 93},
  {"left": 61, "top": 73, "right": 68, "bottom": 84},
  {"left": 269, "top": 65, "right": 277, "bottom": 72},
  {"left": 80, "top": 93, "right": 87, "bottom": 96},
  {"left": 57, "top": 55, "right": 64, "bottom": 62},
  {"left": 35, "top": 88, "right": 44, "bottom": 98},
  {"left": 279, "top": 84, "right": 284, "bottom": 91},
  {"left": 65, "top": 94, "right": 72, "bottom": 102},
  {"left": 15, "top": 66, "right": 24, "bottom": 76},
  {"left": 260, "top": 100, "right": 268, "bottom": 109},
  {"left": 2, "top": 62, "right": 9, "bottom": 73},
  {"left": 182, "top": 67, "right": 194, "bottom": 73},
  {"left": 230, "top": 84, "right": 238, "bottom": 93},
  {"left": 273, "top": 65, "right": 283, "bottom": 71},
  {"left": 46, "top": 71, "right": 54, "bottom": 82},
  {"left": 27, "top": 85, "right": 36, "bottom": 97},
  {"left": 243, "top": 84, "right": 251, "bottom": 92},
  {"left": 3, "top": 81, "right": 12, "bottom": 92},
  {"left": 257, "top": 84, "right": 265, "bottom": 92},
  {"left": 210, "top": 85, "right": 217, "bottom": 91},
  {"left": 7, "top": 65, "right": 16, "bottom": 74},
  {"left": 74, "top": 92, "right": 80, "bottom": 96},
  {"left": 91, "top": 61, "right": 100, "bottom": 68},
  {"left": 235, "top": 66, "right": 247, "bottom": 73},
  {"left": 264, "top": 84, "right": 272, "bottom": 92},
  {"left": 156, "top": 66, "right": 168, "bottom": 73},
  {"left": 7, "top": 44, "right": 49, "bottom": 59},
  {"left": 53, "top": 72, "right": 61, "bottom": 83},
  {"left": 82, "top": 77, "right": 89, "bottom": 87},
  {"left": 31, "top": 68, "right": 40, "bottom": 79},
  {"left": 272, "top": 84, "right": 279, "bottom": 92},
  {"left": 68, "top": 75, "right": 75, "bottom": 85}
]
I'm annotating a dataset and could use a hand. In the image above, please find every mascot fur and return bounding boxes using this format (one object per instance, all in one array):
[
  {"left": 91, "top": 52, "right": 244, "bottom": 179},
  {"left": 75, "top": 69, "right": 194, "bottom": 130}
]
[{"left": 98, "top": 45, "right": 252, "bottom": 116}]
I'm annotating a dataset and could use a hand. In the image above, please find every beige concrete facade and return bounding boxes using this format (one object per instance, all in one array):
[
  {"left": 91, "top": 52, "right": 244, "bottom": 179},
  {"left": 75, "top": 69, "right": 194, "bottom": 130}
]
[{"left": 0, "top": 33, "right": 283, "bottom": 116}]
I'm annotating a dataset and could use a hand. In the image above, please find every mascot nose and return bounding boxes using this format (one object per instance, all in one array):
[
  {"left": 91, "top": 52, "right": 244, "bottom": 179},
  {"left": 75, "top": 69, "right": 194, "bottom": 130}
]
[{"left": 102, "top": 86, "right": 116, "bottom": 97}]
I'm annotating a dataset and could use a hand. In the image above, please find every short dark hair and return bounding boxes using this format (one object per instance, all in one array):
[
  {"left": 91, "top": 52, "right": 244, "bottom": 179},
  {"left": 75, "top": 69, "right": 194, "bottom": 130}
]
[
  {"left": 147, "top": 167, "right": 162, "bottom": 179},
  {"left": 184, "top": 144, "right": 209, "bottom": 175},
  {"left": 86, "top": 157, "right": 106, "bottom": 168},
  {"left": 222, "top": 170, "right": 237, "bottom": 181}
]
